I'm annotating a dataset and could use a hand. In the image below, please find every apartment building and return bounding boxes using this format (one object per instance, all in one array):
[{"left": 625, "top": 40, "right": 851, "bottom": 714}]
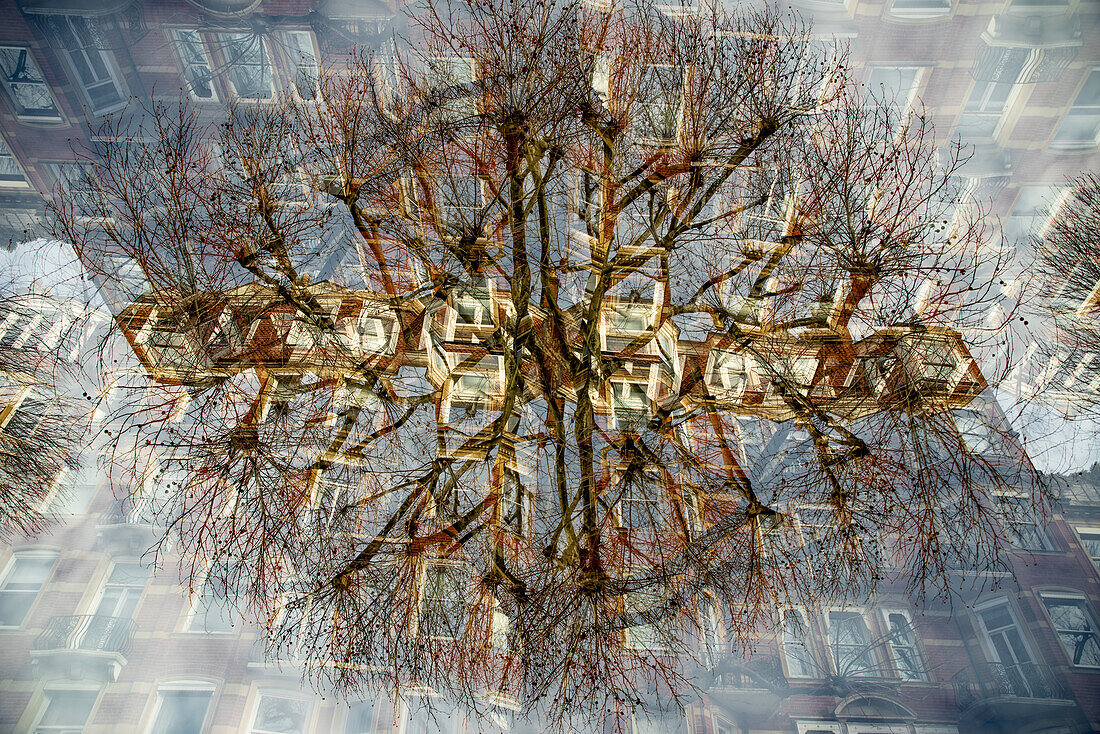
[{"left": 1, "top": 0, "right": 1099, "bottom": 733}]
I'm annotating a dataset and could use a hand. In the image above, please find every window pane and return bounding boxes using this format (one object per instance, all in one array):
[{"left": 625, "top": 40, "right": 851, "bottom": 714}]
[
  {"left": 38, "top": 689, "right": 97, "bottom": 728},
  {"left": 150, "top": 690, "right": 213, "bottom": 734},
  {"left": 1043, "top": 597, "right": 1100, "bottom": 667},
  {"left": 0, "top": 554, "right": 56, "bottom": 626},
  {"left": 252, "top": 695, "right": 310, "bottom": 734}
]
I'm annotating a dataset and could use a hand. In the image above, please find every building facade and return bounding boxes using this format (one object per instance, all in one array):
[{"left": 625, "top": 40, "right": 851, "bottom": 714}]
[{"left": 1, "top": 0, "right": 1100, "bottom": 733}]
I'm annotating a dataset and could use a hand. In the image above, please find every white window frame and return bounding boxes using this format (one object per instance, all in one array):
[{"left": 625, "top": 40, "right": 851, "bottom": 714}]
[
  {"left": 0, "top": 550, "right": 58, "bottom": 628},
  {"left": 418, "top": 562, "right": 470, "bottom": 640},
  {"left": 184, "top": 559, "right": 240, "bottom": 634},
  {"left": 1074, "top": 526, "right": 1100, "bottom": 572},
  {"left": 30, "top": 684, "right": 102, "bottom": 734},
  {"left": 40, "top": 15, "right": 127, "bottom": 116},
  {"left": 282, "top": 31, "right": 321, "bottom": 103},
  {"left": 1052, "top": 68, "right": 1100, "bottom": 150},
  {"left": 0, "top": 46, "right": 62, "bottom": 121},
  {"left": 144, "top": 681, "right": 215, "bottom": 734},
  {"left": 973, "top": 597, "right": 1038, "bottom": 668},
  {"left": 879, "top": 608, "right": 928, "bottom": 681},
  {"left": 217, "top": 32, "right": 276, "bottom": 101},
  {"left": 1039, "top": 592, "right": 1100, "bottom": 669},
  {"left": 246, "top": 691, "right": 315, "bottom": 734},
  {"left": 0, "top": 134, "right": 27, "bottom": 186},
  {"left": 825, "top": 608, "right": 881, "bottom": 678},
  {"left": 170, "top": 30, "right": 219, "bottom": 103},
  {"left": 779, "top": 607, "right": 818, "bottom": 678},
  {"left": 888, "top": 0, "right": 952, "bottom": 19}
]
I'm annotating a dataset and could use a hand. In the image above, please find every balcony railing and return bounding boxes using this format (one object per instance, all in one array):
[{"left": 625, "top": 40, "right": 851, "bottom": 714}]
[
  {"left": 712, "top": 654, "right": 788, "bottom": 690},
  {"left": 952, "top": 662, "right": 1070, "bottom": 710},
  {"left": 34, "top": 615, "right": 137, "bottom": 657}
]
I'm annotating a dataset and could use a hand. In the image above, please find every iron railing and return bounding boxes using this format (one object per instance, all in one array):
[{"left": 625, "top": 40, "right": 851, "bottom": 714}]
[
  {"left": 34, "top": 615, "right": 137, "bottom": 657},
  {"left": 952, "top": 662, "right": 1069, "bottom": 710}
]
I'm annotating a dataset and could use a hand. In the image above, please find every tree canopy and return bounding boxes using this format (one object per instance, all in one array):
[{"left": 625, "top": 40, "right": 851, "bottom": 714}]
[{"left": 51, "top": 0, "right": 1041, "bottom": 725}]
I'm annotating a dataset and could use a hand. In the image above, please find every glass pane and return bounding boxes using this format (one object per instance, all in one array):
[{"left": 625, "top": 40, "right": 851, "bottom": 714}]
[
  {"left": 344, "top": 701, "right": 375, "bottom": 734},
  {"left": 39, "top": 690, "right": 98, "bottom": 727},
  {"left": 253, "top": 696, "right": 310, "bottom": 734},
  {"left": 4, "top": 556, "right": 56, "bottom": 587},
  {"left": 150, "top": 690, "right": 213, "bottom": 734},
  {"left": 0, "top": 592, "right": 35, "bottom": 626}
]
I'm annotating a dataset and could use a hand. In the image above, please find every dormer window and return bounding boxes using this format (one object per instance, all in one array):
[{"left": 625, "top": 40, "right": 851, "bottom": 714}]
[{"left": 707, "top": 350, "right": 759, "bottom": 397}]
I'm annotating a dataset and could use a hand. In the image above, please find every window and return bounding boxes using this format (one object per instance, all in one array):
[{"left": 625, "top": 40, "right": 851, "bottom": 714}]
[
  {"left": 219, "top": 33, "right": 274, "bottom": 100},
  {"left": 0, "top": 551, "right": 57, "bottom": 627},
  {"left": 1041, "top": 594, "right": 1100, "bottom": 667},
  {"left": 1053, "top": 69, "right": 1100, "bottom": 149},
  {"left": 827, "top": 611, "right": 877, "bottom": 677},
  {"left": 41, "top": 482, "right": 96, "bottom": 517},
  {"left": 348, "top": 311, "right": 395, "bottom": 354},
  {"left": 0, "top": 47, "right": 61, "bottom": 120},
  {"left": 421, "top": 564, "right": 468, "bottom": 638},
  {"left": 611, "top": 380, "right": 650, "bottom": 424},
  {"left": 975, "top": 600, "right": 1037, "bottom": 675},
  {"left": 499, "top": 470, "right": 530, "bottom": 536},
  {"left": 996, "top": 494, "right": 1053, "bottom": 551},
  {"left": 428, "top": 56, "right": 477, "bottom": 123},
  {"left": 889, "top": 0, "right": 950, "bottom": 18},
  {"left": 148, "top": 685, "right": 214, "bottom": 734},
  {"left": 1075, "top": 527, "right": 1100, "bottom": 571},
  {"left": 46, "top": 162, "right": 109, "bottom": 219},
  {"left": 617, "top": 470, "right": 664, "bottom": 530},
  {"left": 343, "top": 700, "right": 376, "bottom": 734},
  {"left": 187, "top": 561, "right": 240, "bottom": 633},
  {"left": 248, "top": 693, "right": 312, "bottom": 734},
  {"left": 1003, "top": 185, "right": 1065, "bottom": 245},
  {"left": 2, "top": 391, "right": 51, "bottom": 440},
  {"left": 283, "top": 31, "right": 319, "bottom": 101},
  {"left": 35, "top": 15, "right": 126, "bottom": 114},
  {"left": 882, "top": 611, "right": 927, "bottom": 681},
  {"left": 707, "top": 350, "right": 757, "bottom": 396},
  {"left": 33, "top": 688, "right": 99, "bottom": 734},
  {"left": 957, "top": 77, "right": 1019, "bottom": 141},
  {"left": 623, "top": 587, "right": 671, "bottom": 651},
  {"left": 0, "top": 135, "right": 26, "bottom": 185},
  {"left": 93, "top": 561, "right": 149, "bottom": 620},
  {"left": 171, "top": 31, "right": 217, "bottom": 101},
  {"left": 865, "top": 67, "right": 921, "bottom": 120},
  {"left": 636, "top": 64, "right": 683, "bottom": 143},
  {"left": 781, "top": 608, "right": 817, "bottom": 677}
]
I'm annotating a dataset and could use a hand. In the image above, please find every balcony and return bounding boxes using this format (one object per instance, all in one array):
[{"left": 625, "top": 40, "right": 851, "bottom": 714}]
[
  {"left": 706, "top": 654, "right": 789, "bottom": 723},
  {"left": 31, "top": 615, "right": 137, "bottom": 682},
  {"left": 952, "top": 662, "right": 1079, "bottom": 732},
  {"left": 96, "top": 497, "right": 161, "bottom": 556}
]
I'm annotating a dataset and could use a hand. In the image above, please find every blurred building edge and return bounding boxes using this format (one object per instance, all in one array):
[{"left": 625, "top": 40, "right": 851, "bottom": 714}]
[{"left": 0, "top": 1, "right": 1098, "bottom": 734}]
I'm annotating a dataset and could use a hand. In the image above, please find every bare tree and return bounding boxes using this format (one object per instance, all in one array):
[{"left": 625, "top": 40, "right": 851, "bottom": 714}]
[
  {"left": 1035, "top": 173, "right": 1100, "bottom": 415},
  {"left": 0, "top": 283, "right": 88, "bottom": 539},
  {"left": 51, "top": 0, "right": 1040, "bottom": 726}
]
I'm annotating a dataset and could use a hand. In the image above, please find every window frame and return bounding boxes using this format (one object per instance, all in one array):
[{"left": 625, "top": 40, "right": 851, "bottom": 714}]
[
  {"left": 170, "top": 30, "right": 220, "bottom": 103},
  {"left": 879, "top": 608, "right": 929, "bottom": 681},
  {"left": 779, "top": 607, "right": 819, "bottom": 679},
  {"left": 1052, "top": 68, "right": 1100, "bottom": 150},
  {"left": 217, "top": 32, "right": 276, "bottom": 101},
  {"left": 1039, "top": 592, "right": 1100, "bottom": 669},
  {"left": 184, "top": 558, "right": 241, "bottom": 634},
  {"left": 246, "top": 690, "right": 315, "bottom": 734},
  {"left": 38, "top": 14, "right": 128, "bottom": 116},
  {"left": 1074, "top": 526, "right": 1100, "bottom": 572},
  {"left": 144, "top": 681, "right": 216, "bottom": 734},
  {"left": 973, "top": 597, "right": 1038, "bottom": 668},
  {"left": 825, "top": 608, "right": 881, "bottom": 678},
  {"left": 0, "top": 550, "right": 58, "bottom": 628},
  {"left": 30, "top": 684, "right": 102, "bottom": 734},
  {"left": 0, "top": 46, "right": 63, "bottom": 122}
]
